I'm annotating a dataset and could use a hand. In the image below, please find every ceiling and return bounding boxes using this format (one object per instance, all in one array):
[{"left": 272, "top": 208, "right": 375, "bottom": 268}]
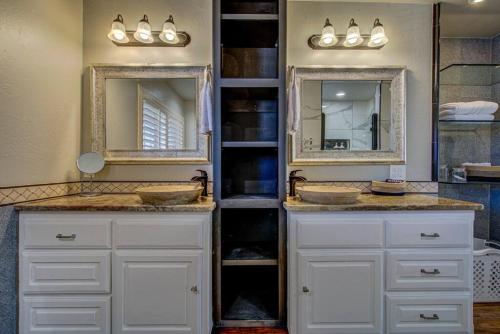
[{"left": 440, "top": 1, "right": 500, "bottom": 38}]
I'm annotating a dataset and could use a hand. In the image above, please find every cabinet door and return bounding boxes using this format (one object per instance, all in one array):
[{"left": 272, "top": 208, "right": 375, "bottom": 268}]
[
  {"left": 113, "top": 250, "right": 202, "bottom": 334},
  {"left": 298, "top": 251, "right": 383, "bottom": 334}
]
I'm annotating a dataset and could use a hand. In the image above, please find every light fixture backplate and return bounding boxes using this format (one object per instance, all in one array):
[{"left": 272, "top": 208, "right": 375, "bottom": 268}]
[
  {"left": 308, "top": 34, "right": 384, "bottom": 50},
  {"left": 111, "top": 30, "right": 191, "bottom": 47}
]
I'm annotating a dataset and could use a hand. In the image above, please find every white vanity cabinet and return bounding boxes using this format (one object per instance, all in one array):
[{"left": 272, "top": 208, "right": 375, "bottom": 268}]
[
  {"left": 287, "top": 211, "right": 474, "bottom": 334},
  {"left": 19, "top": 211, "right": 213, "bottom": 334}
]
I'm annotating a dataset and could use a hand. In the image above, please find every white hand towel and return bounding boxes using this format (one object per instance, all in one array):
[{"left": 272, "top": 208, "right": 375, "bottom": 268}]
[
  {"left": 200, "top": 67, "right": 213, "bottom": 135},
  {"left": 462, "top": 162, "right": 492, "bottom": 167},
  {"left": 440, "top": 114, "right": 495, "bottom": 121},
  {"left": 439, "top": 101, "right": 498, "bottom": 115},
  {"left": 287, "top": 66, "right": 300, "bottom": 134}
]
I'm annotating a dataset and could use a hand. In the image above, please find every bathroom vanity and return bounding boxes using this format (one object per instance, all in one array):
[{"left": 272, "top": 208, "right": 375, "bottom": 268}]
[
  {"left": 284, "top": 194, "right": 482, "bottom": 334},
  {"left": 16, "top": 195, "right": 215, "bottom": 334}
]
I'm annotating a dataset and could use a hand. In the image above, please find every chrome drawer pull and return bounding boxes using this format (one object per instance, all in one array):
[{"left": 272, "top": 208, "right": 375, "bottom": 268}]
[
  {"left": 420, "top": 232, "right": 440, "bottom": 238},
  {"left": 421, "top": 268, "right": 441, "bottom": 275},
  {"left": 420, "top": 313, "right": 439, "bottom": 320},
  {"left": 56, "top": 233, "right": 76, "bottom": 241}
]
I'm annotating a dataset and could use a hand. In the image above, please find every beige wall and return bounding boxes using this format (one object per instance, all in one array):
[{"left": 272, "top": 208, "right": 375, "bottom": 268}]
[
  {"left": 287, "top": 2, "right": 433, "bottom": 181},
  {"left": 0, "top": 0, "right": 83, "bottom": 187},
  {"left": 82, "top": 0, "right": 212, "bottom": 181}
]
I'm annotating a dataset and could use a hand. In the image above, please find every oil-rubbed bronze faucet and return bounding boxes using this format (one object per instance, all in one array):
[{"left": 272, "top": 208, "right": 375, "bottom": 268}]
[
  {"left": 191, "top": 170, "right": 208, "bottom": 197},
  {"left": 289, "top": 170, "right": 307, "bottom": 197}
]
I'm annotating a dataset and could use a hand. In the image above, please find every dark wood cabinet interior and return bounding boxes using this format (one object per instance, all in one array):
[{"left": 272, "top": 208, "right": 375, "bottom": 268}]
[
  {"left": 215, "top": 0, "right": 284, "bottom": 327},
  {"left": 222, "top": 209, "right": 278, "bottom": 263},
  {"left": 222, "top": 147, "right": 278, "bottom": 199},
  {"left": 222, "top": 266, "right": 279, "bottom": 320},
  {"left": 221, "top": 20, "right": 278, "bottom": 78},
  {"left": 222, "top": 88, "right": 278, "bottom": 142},
  {"left": 222, "top": 0, "right": 278, "bottom": 14}
]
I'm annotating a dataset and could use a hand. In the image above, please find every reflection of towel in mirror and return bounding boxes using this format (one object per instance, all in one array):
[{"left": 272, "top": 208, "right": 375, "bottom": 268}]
[
  {"left": 200, "top": 67, "right": 213, "bottom": 135},
  {"left": 439, "top": 101, "right": 498, "bottom": 116},
  {"left": 439, "top": 114, "right": 495, "bottom": 121},
  {"left": 287, "top": 66, "right": 300, "bottom": 134}
]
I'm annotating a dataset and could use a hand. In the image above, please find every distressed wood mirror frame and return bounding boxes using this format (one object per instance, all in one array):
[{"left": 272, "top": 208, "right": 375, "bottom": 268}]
[
  {"left": 289, "top": 66, "right": 406, "bottom": 165},
  {"left": 90, "top": 65, "right": 210, "bottom": 164}
]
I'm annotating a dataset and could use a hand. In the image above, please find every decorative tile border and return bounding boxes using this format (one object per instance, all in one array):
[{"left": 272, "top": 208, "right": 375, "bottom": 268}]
[
  {"left": 1, "top": 180, "right": 435, "bottom": 206},
  {"left": 0, "top": 181, "right": 213, "bottom": 206},
  {"left": 0, "top": 182, "right": 81, "bottom": 206},
  {"left": 290, "top": 181, "right": 438, "bottom": 194}
]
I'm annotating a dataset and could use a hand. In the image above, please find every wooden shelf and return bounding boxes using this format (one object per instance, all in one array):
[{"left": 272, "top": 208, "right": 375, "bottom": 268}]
[
  {"left": 222, "top": 141, "right": 278, "bottom": 148},
  {"left": 221, "top": 14, "right": 278, "bottom": 20},
  {"left": 220, "top": 78, "right": 279, "bottom": 87},
  {"left": 219, "top": 196, "right": 280, "bottom": 208},
  {"left": 222, "top": 259, "right": 278, "bottom": 266}
]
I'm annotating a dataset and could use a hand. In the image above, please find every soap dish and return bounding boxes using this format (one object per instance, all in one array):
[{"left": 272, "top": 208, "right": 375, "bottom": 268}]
[{"left": 371, "top": 180, "right": 407, "bottom": 196}]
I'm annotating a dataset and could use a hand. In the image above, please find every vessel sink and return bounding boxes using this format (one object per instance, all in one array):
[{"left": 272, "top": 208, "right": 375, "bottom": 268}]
[
  {"left": 296, "top": 185, "right": 361, "bottom": 205},
  {"left": 136, "top": 184, "right": 204, "bottom": 205}
]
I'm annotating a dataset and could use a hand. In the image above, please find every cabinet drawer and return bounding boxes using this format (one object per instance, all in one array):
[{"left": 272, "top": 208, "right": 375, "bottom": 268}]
[
  {"left": 21, "top": 214, "right": 112, "bottom": 249},
  {"left": 386, "top": 251, "right": 471, "bottom": 291},
  {"left": 20, "top": 296, "right": 110, "bottom": 334},
  {"left": 386, "top": 216, "right": 472, "bottom": 248},
  {"left": 296, "top": 215, "right": 384, "bottom": 249},
  {"left": 21, "top": 251, "right": 111, "bottom": 294},
  {"left": 386, "top": 293, "right": 471, "bottom": 334},
  {"left": 114, "top": 214, "right": 207, "bottom": 249}
]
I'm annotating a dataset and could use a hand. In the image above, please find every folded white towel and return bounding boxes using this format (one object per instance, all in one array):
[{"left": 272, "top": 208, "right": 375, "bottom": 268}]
[
  {"left": 462, "top": 162, "right": 492, "bottom": 167},
  {"left": 439, "top": 101, "right": 498, "bottom": 115},
  {"left": 440, "top": 114, "right": 495, "bottom": 121}
]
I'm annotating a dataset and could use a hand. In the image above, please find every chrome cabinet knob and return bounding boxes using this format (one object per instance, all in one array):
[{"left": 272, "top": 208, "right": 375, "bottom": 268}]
[
  {"left": 302, "top": 286, "right": 310, "bottom": 293},
  {"left": 191, "top": 286, "right": 199, "bottom": 294}
]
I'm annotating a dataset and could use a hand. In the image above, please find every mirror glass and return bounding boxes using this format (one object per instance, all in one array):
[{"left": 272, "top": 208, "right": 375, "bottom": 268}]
[
  {"left": 105, "top": 78, "right": 197, "bottom": 151},
  {"left": 301, "top": 80, "right": 392, "bottom": 152}
]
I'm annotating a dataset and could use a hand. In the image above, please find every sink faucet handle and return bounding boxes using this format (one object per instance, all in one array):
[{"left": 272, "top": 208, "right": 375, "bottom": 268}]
[{"left": 290, "top": 170, "right": 303, "bottom": 177}]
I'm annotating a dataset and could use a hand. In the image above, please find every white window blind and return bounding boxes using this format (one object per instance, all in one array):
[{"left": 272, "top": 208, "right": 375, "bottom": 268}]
[{"left": 141, "top": 96, "right": 185, "bottom": 150}]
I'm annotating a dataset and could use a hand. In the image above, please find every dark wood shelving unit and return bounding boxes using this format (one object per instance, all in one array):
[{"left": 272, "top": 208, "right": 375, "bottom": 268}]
[{"left": 213, "top": 0, "right": 286, "bottom": 327}]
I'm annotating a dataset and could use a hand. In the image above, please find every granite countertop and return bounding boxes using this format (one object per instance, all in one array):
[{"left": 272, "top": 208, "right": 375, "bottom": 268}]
[
  {"left": 283, "top": 194, "right": 483, "bottom": 211},
  {"left": 15, "top": 194, "right": 216, "bottom": 212}
]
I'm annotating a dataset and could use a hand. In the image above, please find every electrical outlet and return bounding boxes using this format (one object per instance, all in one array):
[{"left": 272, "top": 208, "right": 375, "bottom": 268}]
[{"left": 390, "top": 165, "right": 406, "bottom": 181}]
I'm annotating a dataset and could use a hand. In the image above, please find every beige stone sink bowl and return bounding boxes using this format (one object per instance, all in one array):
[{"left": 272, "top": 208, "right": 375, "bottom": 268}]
[
  {"left": 136, "top": 184, "right": 204, "bottom": 205},
  {"left": 296, "top": 185, "right": 361, "bottom": 205}
]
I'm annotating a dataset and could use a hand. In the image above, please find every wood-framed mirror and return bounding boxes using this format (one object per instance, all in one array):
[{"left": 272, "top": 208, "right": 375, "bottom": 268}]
[
  {"left": 289, "top": 66, "right": 406, "bottom": 165},
  {"left": 90, "top": 65, "right": 210, "bottom": 164}
]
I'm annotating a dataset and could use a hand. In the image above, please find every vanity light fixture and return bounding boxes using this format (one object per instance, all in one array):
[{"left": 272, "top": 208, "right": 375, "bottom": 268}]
[
  {"left": 308, "top": 17, "right": 388, "bottom": 50},
  {"left": 344, "top": 19, "right": 363, "bottom": 47},
  {"left": 134, "top": 15, "right": 154, "bottom": 44},
  {"left": 159, "top": 15, "right": 179, "bottom": 44},
  {"left": 108, "top": 14, "right": 191, "bottom": 47},
  {"left": 368, "top": 18, "right": 389, "bottom": 47},
  {"left": 319, "top": 18, "right": 338, "bottom": 47},
  {"left": 107, "top": 14, "right": 129, "bottom": 43}
]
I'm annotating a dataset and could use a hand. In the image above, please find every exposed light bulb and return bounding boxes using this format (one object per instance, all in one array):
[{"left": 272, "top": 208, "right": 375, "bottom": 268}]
[
  {"left": 318, "top": 18, "right": 338, "bottom": 47},
  {"left": 368, "top": 18, "right": 389, "bottom": 47},
  {"left": 133, "top": 15, "right": 153, "bottom": 44},
  {"left": 159, "top": 15, "right": 179, "bottom": 44},
  {"left": 107, "top": 14, "right": 129, "bottom": 43},
  {"left": 468, "top": 0, "right": 484, "bottom": 4},
  {"left": 336, "top": 91, "right": 346, "bottom": 97},
  {"left": 343, "top": 18, "right": 363, "bottom": 47}
]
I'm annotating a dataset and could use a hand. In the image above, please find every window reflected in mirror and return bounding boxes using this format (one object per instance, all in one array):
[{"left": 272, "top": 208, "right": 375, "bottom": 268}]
[
  {"left": 301, "top": 80, "right": 392, "bottom": 152},
  {"left": 105, "top": 78, "right": 197, "bottom": 151}
]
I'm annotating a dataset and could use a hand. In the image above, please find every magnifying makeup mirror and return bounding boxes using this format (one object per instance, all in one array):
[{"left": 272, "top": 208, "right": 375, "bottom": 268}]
[{"left": 76, "top": 152, "right": 105, "bottom": 197}]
